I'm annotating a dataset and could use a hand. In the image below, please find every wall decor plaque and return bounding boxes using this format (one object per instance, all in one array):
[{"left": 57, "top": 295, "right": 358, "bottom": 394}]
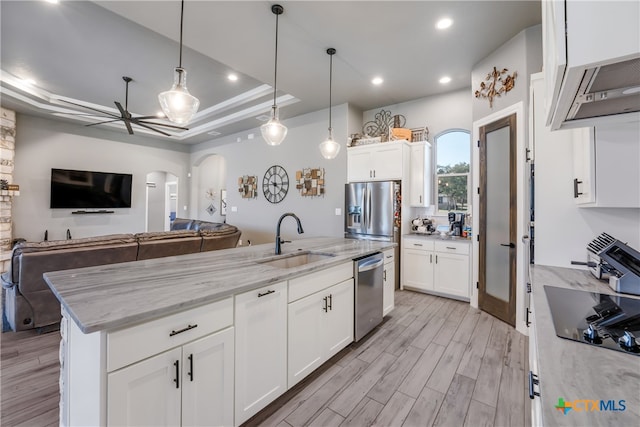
[
  {"left": 238, "top": 175, "right": 258, "bottom": 199},
  {"left": 296, "top": 167, "right": 325, "bottom": 197}
]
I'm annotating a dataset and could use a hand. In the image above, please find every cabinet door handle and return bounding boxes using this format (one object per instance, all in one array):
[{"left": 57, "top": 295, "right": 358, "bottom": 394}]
[
  {"left": 526, "top": 308, "right": 531, "bottom": 327},
  {"left": 528, "top": 371, "right": 540, "bottom": 399},
  {"left": 369, "top": 170, "right": 372, "bottom": 178},
  {"left": 430, "top": 254, "right": 432, "bottom": 263},
  {"left": 500, "top": 243, "right": 515, "bottom": 248},
  {"left": 258, "top": 289, "right": 275, "bottom": 298},
  {"left": 173, "top": 360, "right": 180, "bottom": 389},
  {"left": 187, "top": 354, "right": 194, "bottom": 382},
  {"left": 573, "top": 178, "right": 583, "bottom": 198},
  {"left": 328, "top": 294, "right": 333, "bottom": 311},
  {"left": 435, "top": 255, "right": 438, "bottom": 264},
  {"left": 169, "top": 324, "right": 198, "bottom": 337},
  {"left": 323, "top": 296, "right": 328, "bottom": 312},
  {"left": 383, "top": 269, "right": 387, "bottom": 281},
  {"left": 419, "top": 195, "right": 422, "bottom": 203}
]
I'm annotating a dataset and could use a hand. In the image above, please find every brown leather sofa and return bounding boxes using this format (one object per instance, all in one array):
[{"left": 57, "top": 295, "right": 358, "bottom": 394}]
[{"left": 1, "top": 221, "right": 240, "bottom": 332}]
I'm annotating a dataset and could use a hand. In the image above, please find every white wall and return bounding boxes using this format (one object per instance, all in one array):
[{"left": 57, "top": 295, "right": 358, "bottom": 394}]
[
  {"left": 190, "top": 103, "right": 359, "bottom": 246},
  {"left": 363, "top": 88, "right": 473, "bottom": 224},
  {"left": 194, "top": 155, "right": 226, "bottom": 223},
  {"left": 13, "top": 115, "right": 190, "bottom": 241},
  {"left": 533, "top": 77, "right": 640, "bottom": 266}
]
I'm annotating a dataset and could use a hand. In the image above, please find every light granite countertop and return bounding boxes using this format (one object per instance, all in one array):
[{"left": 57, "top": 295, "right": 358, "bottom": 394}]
[
  {"left": 531, "top": 264, "right": 640, "bottom": 426},
  {"left": 44, "top": 237, "right": 394, "bottom": 334}
]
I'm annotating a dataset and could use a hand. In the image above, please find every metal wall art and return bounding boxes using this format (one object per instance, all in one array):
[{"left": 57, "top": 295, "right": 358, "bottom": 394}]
[
  {"left": 238, "top": 175, "right": 258, "bottom": 199},
  {"left": 295, "top": 168, "right": 325, "bottom": 197},
  {"left": 475, "top": 66, "right": 518, "bottom": 108},
  {"left": 362, "top": 109, "right": 406, "bottom": 142}
]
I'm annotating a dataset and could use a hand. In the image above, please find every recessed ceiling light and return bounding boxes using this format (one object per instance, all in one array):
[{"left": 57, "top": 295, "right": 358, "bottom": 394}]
[
  {"left": 45, "top": 0, "right": 59, "bottom": 4},
  {"left": 439, "top": 76, "right": 452, "bottom": 84},
  {"left": 436, "top": 18, "right": 453, "bottom": 30},
  {"left": 372, "top": 77, "right": 384, "bottom": 85},
  {"left": 228, "top": 73, "right": 238, "bottom": 82}
]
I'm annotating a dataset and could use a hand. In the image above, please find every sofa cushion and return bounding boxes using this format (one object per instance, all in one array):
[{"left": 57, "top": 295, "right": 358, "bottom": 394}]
[{"left": 198, "top": 223, "right": 238, "bottom": 236}]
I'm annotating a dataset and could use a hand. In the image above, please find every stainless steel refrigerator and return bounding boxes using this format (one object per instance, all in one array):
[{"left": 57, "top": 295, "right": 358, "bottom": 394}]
[{"left": 345, "top": 181, "right": 400, "bottom": 286}]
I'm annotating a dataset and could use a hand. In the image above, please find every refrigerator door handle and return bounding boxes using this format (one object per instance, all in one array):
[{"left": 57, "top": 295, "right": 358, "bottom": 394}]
[{"left": 367, "top": 186, "right": 372, "bottom": 231}]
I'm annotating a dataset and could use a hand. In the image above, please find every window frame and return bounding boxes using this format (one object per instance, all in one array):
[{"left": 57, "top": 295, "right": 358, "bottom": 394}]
[{"left": 433, "top": 129, "right": 472, "bottom": 216}]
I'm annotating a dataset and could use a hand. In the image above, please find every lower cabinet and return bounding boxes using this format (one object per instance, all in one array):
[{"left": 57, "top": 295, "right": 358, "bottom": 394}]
[
  {"left": 234, "top": 281, "right": 288, "bottom": 425},
  {"left": 288, "top": 278, "right": 354, "bottom": 388},
  {"left": 382, "top": 248, "right": 395, "bottom": 316},
  {"left": 402, "top": 237, "right": 471, "bottom": 300},
  {"left": 107, "top": 327, "right": 234, "bottom": 427}
]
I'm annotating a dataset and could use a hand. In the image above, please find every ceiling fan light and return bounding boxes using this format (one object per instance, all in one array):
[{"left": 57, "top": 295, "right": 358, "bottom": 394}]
[
  {"left": 158, "top": 67, "right": 199, "bottom": 125},
  {"left": 319, "top": 133, "right": 340, "bottom": 159},
  {"left": 260, "top": 106, "right": 288, "bottom": 146}
]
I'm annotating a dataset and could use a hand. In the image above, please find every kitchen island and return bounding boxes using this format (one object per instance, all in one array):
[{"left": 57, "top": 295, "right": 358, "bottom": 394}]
[
  {"left": 530, "top": 265, "right": 640, "bottom": 426},
  {"left": 44, "top": 237, "right": 394, "bottom": 426}
]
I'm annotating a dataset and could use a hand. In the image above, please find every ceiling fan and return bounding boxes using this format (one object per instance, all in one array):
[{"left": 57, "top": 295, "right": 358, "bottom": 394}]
[{"left": 60, "top": 76, "right": 189, "bottom": 137}]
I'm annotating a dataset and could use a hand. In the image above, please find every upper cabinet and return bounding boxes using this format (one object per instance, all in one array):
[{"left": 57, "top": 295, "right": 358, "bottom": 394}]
[
  {"left": 572, "top": 122, "right": 640, "bottom": 208},
  {"left": 347, "top": 140, "right": 409, "bottom": 182},
  {"left": 543, "top": 0, "right": 640, "bottom": 130},
  {"left": 409, "top": 142, "right": 432, "bottom": 207}
]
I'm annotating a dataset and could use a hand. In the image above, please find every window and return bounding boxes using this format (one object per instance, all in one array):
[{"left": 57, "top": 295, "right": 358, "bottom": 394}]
[{"left": 435, "top": 130, "right": 471, "bottom": 214}]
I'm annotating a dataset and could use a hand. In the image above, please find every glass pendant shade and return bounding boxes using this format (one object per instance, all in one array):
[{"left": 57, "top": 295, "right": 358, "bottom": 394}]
[
  {"left": 158, "top": 67, "right": 199, "bottom": 125},
  {"left": 319, "top": 47, "right": 340, "bottom": 159},
  {"left": 261, "top": 106, "right": 288, "bottom": 146},
  {"left": 319, "top": 130, "right": 340, "bottom": 159}
]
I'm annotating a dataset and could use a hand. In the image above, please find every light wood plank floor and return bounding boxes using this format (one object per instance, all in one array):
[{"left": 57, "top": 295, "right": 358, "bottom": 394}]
[{"left": 0, "top": 290, "right": 530, "bottom": 426}]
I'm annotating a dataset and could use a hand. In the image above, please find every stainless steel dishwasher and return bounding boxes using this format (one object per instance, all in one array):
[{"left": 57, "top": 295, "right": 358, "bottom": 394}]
[{"left": 354, "top": 252, "right": 384, "bottom": 341}]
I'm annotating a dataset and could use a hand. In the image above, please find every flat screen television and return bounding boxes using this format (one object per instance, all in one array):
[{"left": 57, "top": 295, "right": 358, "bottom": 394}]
[{"left": 50, "top": 168, "right": 132, "bottom": 209}]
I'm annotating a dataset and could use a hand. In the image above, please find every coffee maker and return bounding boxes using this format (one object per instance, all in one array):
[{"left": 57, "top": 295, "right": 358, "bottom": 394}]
[{"left": 448, "top": 212, "right": 464, "bottom": 236}]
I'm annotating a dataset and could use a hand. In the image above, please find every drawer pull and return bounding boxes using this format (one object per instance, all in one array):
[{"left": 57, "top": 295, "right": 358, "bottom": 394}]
[
  {"left": 446, "top": 246, "right": 456, "bottom": 250},
  {"left": 413, "top": 243, "right": 423, "bottom": 247},
  {"left": 173, "top": 360, "right": 180, "bottom": 389},
  {"left": 528, "top": 371, "right": 540, "bottom": 399},
  {"left": 169, "top": 324, "right": 198, "bottom": 337},
  {"left": 258, "top": 289, "right": 275, "bottom": 298}
]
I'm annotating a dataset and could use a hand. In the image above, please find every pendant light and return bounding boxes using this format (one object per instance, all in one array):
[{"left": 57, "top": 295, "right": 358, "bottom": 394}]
[
  {"left": 158, "top": 0, "right": 200, "bottom": 125},
  {"left": 261, "top": 4, "right": 288, "bottom": 146},
  {"left": 319, "top": 48, "right": 340, "bottom": 159}
]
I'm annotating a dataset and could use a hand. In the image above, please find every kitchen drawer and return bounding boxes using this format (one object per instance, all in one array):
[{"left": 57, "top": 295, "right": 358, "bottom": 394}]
[
  {"left": 107, "top": 297, "right": 233, "bottom": 372},
  {"left": 288, "top": 262, "right": 352, "bottom": 303},
  {"left": 434, "top": 240, "right": 470, "bottom": 255},
  {"left": 403, "top": 238, "right": 434, "bottom": 250},
  {"left": 382, "top": 248, "right": 395, "bottom": 264}
]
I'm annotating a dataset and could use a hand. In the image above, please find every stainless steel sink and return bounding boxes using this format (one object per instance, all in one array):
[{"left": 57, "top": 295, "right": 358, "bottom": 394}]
[{"left": 258, "top": 251, "right": 335, "bottom": 269}]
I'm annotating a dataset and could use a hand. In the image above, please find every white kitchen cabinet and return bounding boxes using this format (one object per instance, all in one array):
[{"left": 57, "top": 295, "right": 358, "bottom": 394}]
[
  {"left": 347, "top": 140, "right": 408, "bottom": 182},
  {"left": 572, "top": 123, "right": 640, "bottom": 208},
  {"left": 60, "top": 297, "right": 235, "bottom": 427},
  {"left": 402, "top": 238, "right": 434, "bottom": 292},
  {"left": 287, "top": 264, "right": 354, "bottom": 388},
  {"left": 107, "top": 327, "right": 234, "bottom": 427},
  {"left": 382, "top": 248, "right": 395, "bottom": 316},
  {"left": 234, "top": 281, "right": 287, "bottom": 425},
  {"left": 432, "top": 241, "right": 470, "bottom": 299},
  {"left": 402, "top": 237, "right": 471, "bottom": 300},
  {"left": 409, "top": 142, "right": 432, "bottom": 207}
]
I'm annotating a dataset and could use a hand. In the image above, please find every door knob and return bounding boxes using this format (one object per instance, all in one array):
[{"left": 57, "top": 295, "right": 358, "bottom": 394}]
[{"left": 500, "top": 243, "right": 515, "bottom": 248}]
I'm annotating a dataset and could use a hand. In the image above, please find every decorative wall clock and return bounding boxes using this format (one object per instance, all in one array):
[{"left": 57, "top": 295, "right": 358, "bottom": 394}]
[{"left": 262, "top": 165, "right": 289, "bottom": 204}]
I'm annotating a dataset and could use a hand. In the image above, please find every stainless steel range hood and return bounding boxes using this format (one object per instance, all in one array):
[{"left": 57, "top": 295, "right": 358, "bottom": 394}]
[{"left": 567, "top": 57, "right": 640, "bottom": 122}]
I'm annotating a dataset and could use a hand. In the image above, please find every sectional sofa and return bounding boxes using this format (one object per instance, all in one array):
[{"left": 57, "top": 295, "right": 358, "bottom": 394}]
[{"left": 1, "top": 219, "right": 240, "bottom": 332}]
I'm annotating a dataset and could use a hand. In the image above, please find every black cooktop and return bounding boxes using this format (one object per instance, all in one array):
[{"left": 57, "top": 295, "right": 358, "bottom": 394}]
[{"left": 544, "top": 285, "right": 640, "bottom": 356}]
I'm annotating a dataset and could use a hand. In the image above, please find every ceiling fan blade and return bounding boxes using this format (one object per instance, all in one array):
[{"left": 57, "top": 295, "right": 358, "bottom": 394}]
[
  {"left": 134, "top": 115, "right": 163, "bottom": 120},
  {"left": 134, "top": 119, "right": 189, "bottom": 131},
  {"left": 85, "top": 118, "right": 123, "bottom": 127},
  {"left": 133, "top": 121, "right": 172, "bottom": 137},
  {"left": 123, "top": 119, "right": 134, "bottom": 135},
  {"left": 58, "top": 99, "right": 119, "bottom": 118},
  {"left": 114, "top": 101, "right": 130, "bottom": 119}
]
